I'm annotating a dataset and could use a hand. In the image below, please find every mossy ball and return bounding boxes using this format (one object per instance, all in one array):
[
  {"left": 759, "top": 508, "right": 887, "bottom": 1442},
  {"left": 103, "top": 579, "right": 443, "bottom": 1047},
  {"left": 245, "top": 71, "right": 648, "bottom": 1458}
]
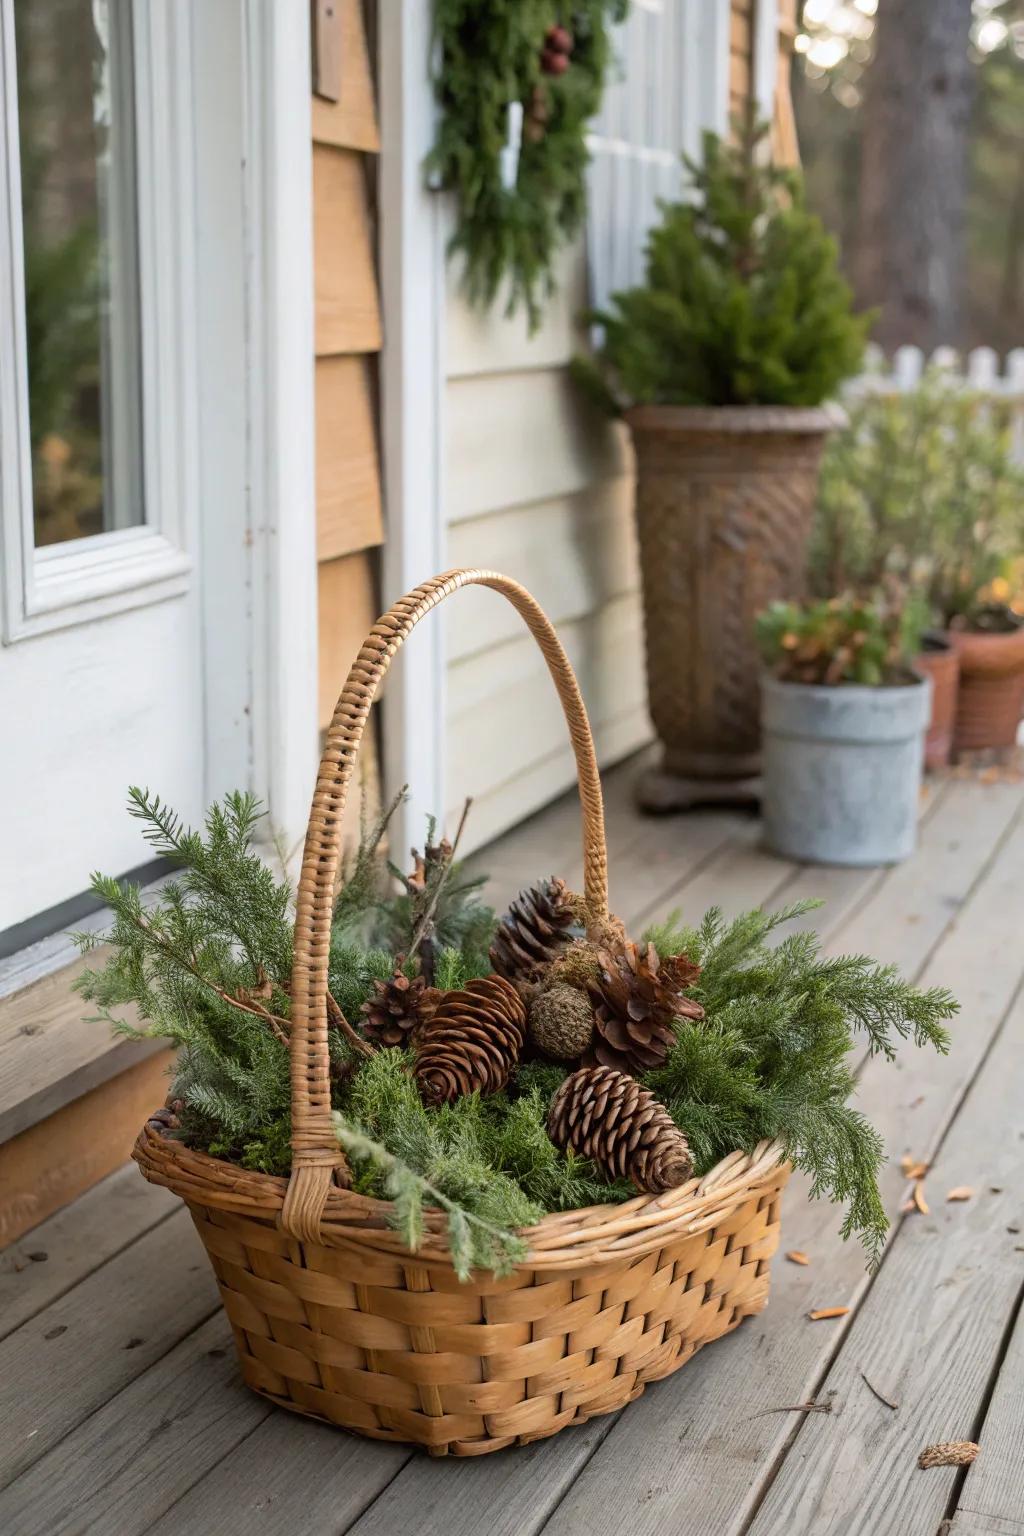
[
  {"left": 528, "top": 983, "right": 596, "bottom": 1062},
  {"left": 547, "top": 939, "right": 601, "bottom": 994}
]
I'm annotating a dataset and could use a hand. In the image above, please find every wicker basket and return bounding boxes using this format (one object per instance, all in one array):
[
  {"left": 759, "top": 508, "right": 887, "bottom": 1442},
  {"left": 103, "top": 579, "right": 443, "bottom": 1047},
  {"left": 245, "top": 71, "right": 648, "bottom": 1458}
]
[{"left": 134, "top": 568, "right": 791, "bottom": 1457}]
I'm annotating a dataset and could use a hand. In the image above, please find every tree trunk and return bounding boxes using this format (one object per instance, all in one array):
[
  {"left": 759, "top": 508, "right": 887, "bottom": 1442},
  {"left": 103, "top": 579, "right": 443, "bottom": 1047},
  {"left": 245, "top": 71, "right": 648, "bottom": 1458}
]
[{"left": 854, "top": 0, "right": 974, "bottom": 353}]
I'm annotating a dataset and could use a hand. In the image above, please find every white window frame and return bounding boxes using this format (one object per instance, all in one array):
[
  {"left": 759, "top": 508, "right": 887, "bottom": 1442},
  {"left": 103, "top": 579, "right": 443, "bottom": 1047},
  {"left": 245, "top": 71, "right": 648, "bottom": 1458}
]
[{"left": 0, "top": 0, "right": 196, "bottom": 642}]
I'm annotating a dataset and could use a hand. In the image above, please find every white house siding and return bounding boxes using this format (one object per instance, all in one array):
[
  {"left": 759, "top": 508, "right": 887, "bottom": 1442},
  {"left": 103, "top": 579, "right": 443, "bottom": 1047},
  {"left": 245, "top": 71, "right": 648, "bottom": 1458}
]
[{"left": 443, "top": 242, "right": 651, "bottom": 853}]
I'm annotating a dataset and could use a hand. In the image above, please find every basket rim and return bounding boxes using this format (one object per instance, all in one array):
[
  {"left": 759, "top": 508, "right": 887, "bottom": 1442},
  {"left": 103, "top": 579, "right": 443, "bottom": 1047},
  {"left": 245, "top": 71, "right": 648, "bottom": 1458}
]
[{"left": 134, "top": 1123, "right": 790, "bottom": 1273}]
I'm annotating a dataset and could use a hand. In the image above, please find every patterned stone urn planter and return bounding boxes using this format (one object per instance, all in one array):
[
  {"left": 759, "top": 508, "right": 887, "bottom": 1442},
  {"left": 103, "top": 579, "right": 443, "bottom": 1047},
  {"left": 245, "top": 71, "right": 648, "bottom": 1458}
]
[{"left": 628, "top": 405, "right": 837, "bottom": 812}]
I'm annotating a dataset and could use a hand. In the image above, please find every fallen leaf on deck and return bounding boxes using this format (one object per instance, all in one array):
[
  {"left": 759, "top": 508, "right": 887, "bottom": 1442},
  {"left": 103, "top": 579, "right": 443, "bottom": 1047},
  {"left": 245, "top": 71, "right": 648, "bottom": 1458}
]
[
  {"left": 946, "top": 1186, "right": 974, "bottom": 1202},
  {"left": 918, "top": 1441, "right": 978, "bottom": 1470},
  {"left": 785, "top": 1250, "right": 810, "bottom": 1266},
  {"left": 913, "top": 1181, "right": 929, "bottom": 1215},
  {"left": 809, "top": 1307, "right": 850, "bottom": 1321},
  {"left": 900, "top": 1156, "right": 929, "bottom": 1179}
]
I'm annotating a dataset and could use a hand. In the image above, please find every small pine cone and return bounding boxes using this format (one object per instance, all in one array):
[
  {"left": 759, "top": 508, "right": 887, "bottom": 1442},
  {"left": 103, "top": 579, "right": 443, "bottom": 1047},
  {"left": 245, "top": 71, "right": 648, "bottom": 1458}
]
[
  {"left": 587, "top": 940, "right": 705, "bottom": 1076},
  {"left": 548, "top": 1066, "right": 693, "bottom": 1194},
  {"left": 489, "top": 877, "right": 583, "bottom": 983},
  {"left": 528, "top": 983, "right": 595, "bottom": 1061},
  {"left": 414, "top": 975, "right": 527, "bottom": 1104},
  {"left": 660, "top": 952, "right": 703, "bottom": 992},
  {"left": 360, "top": 961, "right": 441, "bottom": 1048}
]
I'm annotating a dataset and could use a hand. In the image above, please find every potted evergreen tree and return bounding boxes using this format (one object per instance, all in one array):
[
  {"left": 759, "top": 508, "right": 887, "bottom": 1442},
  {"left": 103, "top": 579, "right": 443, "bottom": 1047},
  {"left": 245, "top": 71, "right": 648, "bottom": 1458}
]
[
  {"left": 810, "top": 374, "right": 1024, "bottom": 761},
  {"left": 575, "top": 123, "right": 870, "bottom": 811},
  {"left": 756, "top": 590, "right": 930, "bottom": 865}
]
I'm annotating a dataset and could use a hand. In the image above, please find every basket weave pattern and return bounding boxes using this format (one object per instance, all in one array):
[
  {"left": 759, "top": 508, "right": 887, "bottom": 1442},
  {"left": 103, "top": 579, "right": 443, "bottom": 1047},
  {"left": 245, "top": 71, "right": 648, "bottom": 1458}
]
[{"left": 133, "top": 568, "right": 790, "bottom": 1457}]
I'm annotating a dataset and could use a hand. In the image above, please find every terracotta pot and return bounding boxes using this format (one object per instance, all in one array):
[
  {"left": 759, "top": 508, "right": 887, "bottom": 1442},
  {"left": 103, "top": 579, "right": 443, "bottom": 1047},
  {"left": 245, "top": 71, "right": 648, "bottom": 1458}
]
[
  {"left": 949, "top": 623, "right": 1024, "bottom": 755},
  {"left": 914, "top": 632, "right": 960, "bottom": 770},
  {"left": 627, "top": 405, "right": 836, "bottom": 787}
]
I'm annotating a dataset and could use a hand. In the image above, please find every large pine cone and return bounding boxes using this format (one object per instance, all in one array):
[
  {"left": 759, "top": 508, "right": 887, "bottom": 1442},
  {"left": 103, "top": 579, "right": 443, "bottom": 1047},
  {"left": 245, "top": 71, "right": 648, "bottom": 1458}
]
[
  {"left": 586, "top": 941, "right": 704, "bottom": 1075},
  {"left": 414, "top": 975, "right": 527, "bottom": 1104},
  {"left": 489, "top": 877, "right": 582, "bottom": 982},
  {"left": 548, "top": 1065, "right": 693, "bottom": 1194},
  {"left": 360, "top": 961, "right": 441, "bottom": 1048}
]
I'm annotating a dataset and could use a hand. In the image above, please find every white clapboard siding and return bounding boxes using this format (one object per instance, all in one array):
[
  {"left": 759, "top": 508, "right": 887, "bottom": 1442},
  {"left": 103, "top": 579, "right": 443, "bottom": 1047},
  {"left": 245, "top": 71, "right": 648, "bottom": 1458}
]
[
  {"left": 439, "top": 2, "right": 740, "bottom": 849},
  {"left": 446, "top": 244, "right": 588, "bottom": 379},
  {"left": 446, "top": 477, "right": 638, "bottom": 664},
  {"left": 447, "top": 593, "right": 649, "bottom": 851},
  {"left": 445, "top": 369, "right": 629, "bottom": 524},
  {"left": 585, "top": 0, "right": 730, "bottom": 316}
]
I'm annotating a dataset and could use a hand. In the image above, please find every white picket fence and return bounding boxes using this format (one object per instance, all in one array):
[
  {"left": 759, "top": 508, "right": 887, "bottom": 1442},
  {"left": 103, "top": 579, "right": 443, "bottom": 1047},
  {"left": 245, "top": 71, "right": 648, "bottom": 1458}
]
[
  {"left": 849, "top": 344, "right": 1024, "bottom": 461},
  {"left": 856, "top": 343, "right": 1024, "bottom": 396}
]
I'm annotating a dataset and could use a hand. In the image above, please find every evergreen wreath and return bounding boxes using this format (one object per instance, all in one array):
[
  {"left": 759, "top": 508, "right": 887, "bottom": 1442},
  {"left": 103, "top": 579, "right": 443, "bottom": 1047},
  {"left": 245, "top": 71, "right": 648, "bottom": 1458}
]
[
  {"left": 77, "top": 789, "right": 957, "bottom": 1278},
  {"left": 428, "top": 0, "right": 628, "bottom": 330}
]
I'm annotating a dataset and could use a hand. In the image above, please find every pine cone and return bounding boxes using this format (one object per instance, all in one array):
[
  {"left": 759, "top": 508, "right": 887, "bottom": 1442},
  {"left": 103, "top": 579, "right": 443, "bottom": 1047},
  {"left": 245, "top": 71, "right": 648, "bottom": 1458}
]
[
  {"left": 360, "top": 961, "right": 441, "bottom": 1048},
  {"left": 414, "top": 975, "right": 527, "bottom": 1104},
  {"left": 548, "top": 1066, "right": 693, "bottom": 1194},
  {"left": 489, "top": 877, "right": 582, "bottom": 982},
  {"left": 587, "top": 941, "right": 704, "bottom": 1075}
]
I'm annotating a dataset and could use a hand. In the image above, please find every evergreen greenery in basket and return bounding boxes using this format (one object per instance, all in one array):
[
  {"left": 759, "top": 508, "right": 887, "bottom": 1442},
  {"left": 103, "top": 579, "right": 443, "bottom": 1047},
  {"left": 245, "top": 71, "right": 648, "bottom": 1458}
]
[{"left": 76, "top": 789, "right": 957, "bottom": 1279}]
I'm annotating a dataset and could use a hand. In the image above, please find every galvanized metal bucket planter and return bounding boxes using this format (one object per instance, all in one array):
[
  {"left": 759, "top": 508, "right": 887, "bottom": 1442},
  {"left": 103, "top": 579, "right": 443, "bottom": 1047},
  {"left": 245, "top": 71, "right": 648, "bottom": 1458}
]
[{"left": 761, "top": 673, "right": 932, "bottom": 866}]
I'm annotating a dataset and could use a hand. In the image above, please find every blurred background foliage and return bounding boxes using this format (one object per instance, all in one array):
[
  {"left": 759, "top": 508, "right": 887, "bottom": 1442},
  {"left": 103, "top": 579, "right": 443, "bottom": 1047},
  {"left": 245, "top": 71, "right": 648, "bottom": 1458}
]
[{"left": 792, "top": 0, "right": 1024, "bottom": 353}]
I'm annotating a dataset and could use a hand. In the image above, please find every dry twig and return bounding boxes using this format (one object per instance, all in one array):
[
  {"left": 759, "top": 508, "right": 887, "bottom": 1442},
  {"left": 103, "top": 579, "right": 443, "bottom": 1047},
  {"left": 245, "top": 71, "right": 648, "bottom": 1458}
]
[{"left": 861, "top": 1372, "right": 900, "bottom": 1411}]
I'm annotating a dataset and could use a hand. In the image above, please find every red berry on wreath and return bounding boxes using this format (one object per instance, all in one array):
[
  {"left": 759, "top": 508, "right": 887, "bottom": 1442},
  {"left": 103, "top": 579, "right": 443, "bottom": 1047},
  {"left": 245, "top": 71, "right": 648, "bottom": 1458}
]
[
  {"left": 547, "top": 24, "right": 574, "bottom": 56},
  {"left": 541, "top": 48, "right": 570, "bottom": 76}
]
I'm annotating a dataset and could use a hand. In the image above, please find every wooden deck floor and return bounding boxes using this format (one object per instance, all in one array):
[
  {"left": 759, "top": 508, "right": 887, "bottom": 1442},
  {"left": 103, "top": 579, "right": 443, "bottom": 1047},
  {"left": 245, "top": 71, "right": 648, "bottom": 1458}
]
[{"left": 2, "top": 753, "right": 1024, "bottom": 1535}]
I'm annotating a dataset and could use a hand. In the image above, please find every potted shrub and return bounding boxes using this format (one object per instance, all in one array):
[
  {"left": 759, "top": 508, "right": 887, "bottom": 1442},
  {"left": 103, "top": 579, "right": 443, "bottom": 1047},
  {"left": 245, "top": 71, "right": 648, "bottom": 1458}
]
[
  {"left": 75, "top": 570, "right": 955, "bottom": 1456},
  {"left": 574, "top": 123, "right": 870, "bottom": 811},
  {"left": 756, "top": 589, "right": 931, "bottom": 865},
  {"left": 810, "top": 374, "right": 1024, "bottom": 762}
]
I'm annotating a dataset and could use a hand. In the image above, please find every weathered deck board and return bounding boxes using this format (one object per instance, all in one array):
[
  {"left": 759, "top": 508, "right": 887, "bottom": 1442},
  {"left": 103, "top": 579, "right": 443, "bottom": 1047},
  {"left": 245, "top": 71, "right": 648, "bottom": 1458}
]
[
  {"left": 949, "top": 1288, "right": 1024, "bottom": 1534},
  {"left": 336, "top": 782, "right": 1024, "bottom": 1536},
  {"left": 950, "top": 1518, "right": 1024, "bottom": 1536},
  {"left": 475, "top": 753, "right": 750, "bottom": 930},
  {"left": 146, "top": 1410, "right": 409, "bottom": 1536},
  {"left": 820, "top": 776, "right": 1024, "bottom": 975},
  {"left": 532, "top": 790, "right": 1024, "bottom": 1536},
  {"left": 632, "top": 824, "right": 796, "bottom": 930},
  {"left": 5, "top": 765, "right": 1024, "bottom": 1536},
  {"left": 0, "top": 1163, "right": 176, "bottom": 1342},
  {"left": 0, "top": 1207, "right": 218, "bottom": 1485},
  {"left": 0, "top": 1315, "right": 271, "bottom": 1536},
  {"left": 746, "top": 988, "right": 1024, "bottom": 1536}
]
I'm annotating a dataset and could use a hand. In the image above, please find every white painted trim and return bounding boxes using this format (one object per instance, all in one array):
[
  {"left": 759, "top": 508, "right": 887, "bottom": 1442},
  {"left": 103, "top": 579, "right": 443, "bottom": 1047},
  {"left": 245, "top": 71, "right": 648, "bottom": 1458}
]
[
  {"left": 698, "top": 0, "right": 731, "bottom": 138},
  {"left": 242, "top": 0, "right": 319, "bottom": 863},
  {"left": 752, "top": 0, "right": 780, "bottom": 124},
  {"left": 0, "top": 0, "right": 197, "bottom": 642},
  {"left": 379, "top": 0, "right": 448, "bottom": 856}
]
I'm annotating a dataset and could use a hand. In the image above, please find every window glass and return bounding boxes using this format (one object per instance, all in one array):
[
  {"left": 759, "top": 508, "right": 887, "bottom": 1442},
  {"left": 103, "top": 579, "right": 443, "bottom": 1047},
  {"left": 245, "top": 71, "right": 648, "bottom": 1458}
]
[{"left": 15, "top": 0, "right": 143, "bottom": 547}]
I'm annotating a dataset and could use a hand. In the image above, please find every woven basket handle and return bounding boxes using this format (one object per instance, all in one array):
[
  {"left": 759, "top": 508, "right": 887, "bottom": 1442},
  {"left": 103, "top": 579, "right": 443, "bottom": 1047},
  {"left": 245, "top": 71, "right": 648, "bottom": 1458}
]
[{"left": 282, "top": 569, "right": 608, "bottom": 1242}]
